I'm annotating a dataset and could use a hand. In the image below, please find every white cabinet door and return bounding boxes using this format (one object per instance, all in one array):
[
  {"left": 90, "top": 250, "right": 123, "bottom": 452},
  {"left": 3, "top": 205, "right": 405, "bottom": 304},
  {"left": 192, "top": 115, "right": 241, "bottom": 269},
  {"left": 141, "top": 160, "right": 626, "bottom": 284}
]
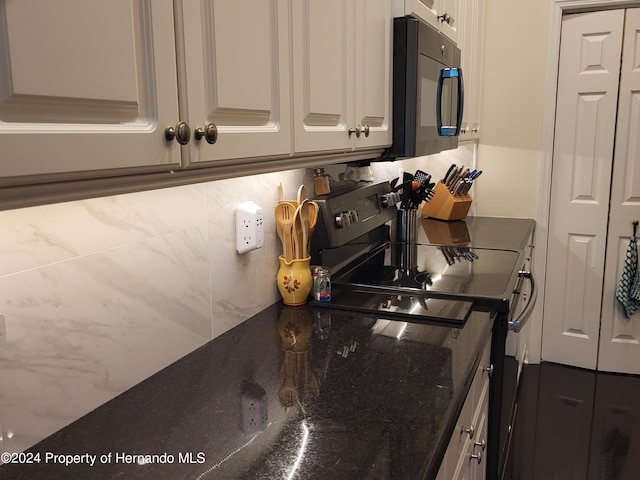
[
  {"left": 292, "top": 0, "right": 391, "bottom": 154},
  {"left": 437, "top": 0, "right": 460, "bottom": 44},
  {"left": 598, "top": 8, "right": 640, "bottom": 375},
  {"left": 393, "top": 0, "right": 458, "bottom": 42},
  {"left": 458, "top": 0, "right": 484, "bottom": 140},
  {"left": 353, "top": 0, "right": 392, "bottom": 150},
  {"left": 179, "top": 0, "right": 291, "bottom": 165},
  {"left": 393, "top": 0, "right": 440, "bottom": 34},
  {"left": 541, "top": 9, "right": 624, "bottom": 370},
  {"left": 0, "top": 0, "right": 181, "bottom": 184},
  {"left": 292, "top": 0, "right": 351, "bottom": 153}
]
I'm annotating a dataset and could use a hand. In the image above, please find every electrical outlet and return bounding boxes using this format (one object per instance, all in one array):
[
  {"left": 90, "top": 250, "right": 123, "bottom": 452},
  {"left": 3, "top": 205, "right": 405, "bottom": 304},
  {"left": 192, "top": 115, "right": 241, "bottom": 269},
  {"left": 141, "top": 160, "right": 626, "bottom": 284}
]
[
  {"left": 0, "top": 314, "right": 5, "bottom": 345},
  {"left": 241, "top": 383, "right": 268, "bottom": 434},
  {"left": 236, "top": 201, "right": 264, "bottom": 254}
]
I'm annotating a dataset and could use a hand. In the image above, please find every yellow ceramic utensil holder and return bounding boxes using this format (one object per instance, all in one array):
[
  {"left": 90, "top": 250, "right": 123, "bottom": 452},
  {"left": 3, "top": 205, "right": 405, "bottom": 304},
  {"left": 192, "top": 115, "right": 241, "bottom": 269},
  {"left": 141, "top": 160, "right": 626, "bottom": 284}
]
[{"left": 277, "top": 256, "right": 312, "bottom": 306}]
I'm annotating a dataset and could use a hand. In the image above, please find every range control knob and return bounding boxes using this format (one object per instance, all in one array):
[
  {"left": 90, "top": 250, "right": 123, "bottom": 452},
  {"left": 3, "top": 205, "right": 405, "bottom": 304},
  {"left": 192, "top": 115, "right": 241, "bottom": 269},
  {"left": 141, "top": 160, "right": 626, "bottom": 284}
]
[
  {"left": 348, "top": 210, "right": 359, "bottom": 223},
  {"left": 335, "top": 212, "right": 353, "bottom": 229},
  {"left": 382, "top": 192, "right": 401, "bottom": 207}
]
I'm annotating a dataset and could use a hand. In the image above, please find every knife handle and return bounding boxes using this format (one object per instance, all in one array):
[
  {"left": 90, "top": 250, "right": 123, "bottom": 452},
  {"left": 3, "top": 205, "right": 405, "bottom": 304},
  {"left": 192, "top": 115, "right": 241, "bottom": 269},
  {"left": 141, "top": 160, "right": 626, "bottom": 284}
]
[{"left": 443, "top": 163, "right": 457, "bottom": 184}]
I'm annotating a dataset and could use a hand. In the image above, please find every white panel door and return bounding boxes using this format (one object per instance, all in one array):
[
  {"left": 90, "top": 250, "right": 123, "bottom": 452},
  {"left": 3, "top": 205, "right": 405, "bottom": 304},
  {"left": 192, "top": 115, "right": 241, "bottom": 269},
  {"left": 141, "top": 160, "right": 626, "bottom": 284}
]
[
  {"left": 542, "top": 10, "right": 624, "bottom": 369},
  {"left": 0, "top": 0, "right": 181, "bottom": 183},
  {"left": 179, "top": 0, "right": 291, "bottom": 165},
  {"left": 292, "top": 0, "right": 352, "bottom": 153},
  {"left": 598, "top": 8, "right": 640, "bottom": 374},
  {"left": 353, "top": 0, "right": 392, "bottom": 150},
  {"left": 437, "top": 0, "right": 460, "bottom": 44}
]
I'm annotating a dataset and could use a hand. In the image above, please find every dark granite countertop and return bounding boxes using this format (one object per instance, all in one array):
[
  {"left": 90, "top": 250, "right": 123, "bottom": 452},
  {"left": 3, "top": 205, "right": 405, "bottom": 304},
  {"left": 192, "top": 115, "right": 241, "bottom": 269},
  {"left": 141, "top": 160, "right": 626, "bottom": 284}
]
[
  {"left": 0, "top": 217, "right": 533, "bottom": 480},
  {"left": 0, "top": 304, "right": 492, "bottom": 480}
]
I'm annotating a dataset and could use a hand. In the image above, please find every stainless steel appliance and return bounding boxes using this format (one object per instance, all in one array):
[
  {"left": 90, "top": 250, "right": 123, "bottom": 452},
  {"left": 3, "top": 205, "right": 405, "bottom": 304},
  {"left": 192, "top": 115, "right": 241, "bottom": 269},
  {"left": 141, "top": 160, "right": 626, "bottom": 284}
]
[
  {"left": 309, "top": 181, "right": 535, "bottom": 479},
  {"left": 390, "top": 17, "right": 464, "bottom": 158}
]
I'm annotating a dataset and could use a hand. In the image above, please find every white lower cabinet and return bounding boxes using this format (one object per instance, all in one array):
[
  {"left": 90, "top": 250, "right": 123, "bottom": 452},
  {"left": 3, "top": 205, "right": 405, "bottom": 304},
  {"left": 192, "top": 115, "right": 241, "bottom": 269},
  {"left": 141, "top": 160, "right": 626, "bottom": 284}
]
[{"left": 437, "top": 337, "right": 491, "bottom": 480}]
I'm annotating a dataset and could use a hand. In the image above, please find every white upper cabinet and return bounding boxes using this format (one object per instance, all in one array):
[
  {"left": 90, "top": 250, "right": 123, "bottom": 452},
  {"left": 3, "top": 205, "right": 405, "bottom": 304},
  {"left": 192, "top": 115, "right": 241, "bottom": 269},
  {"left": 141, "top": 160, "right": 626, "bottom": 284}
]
[
  {"left": 458, "top": 0, "right": 485, "bottom": 140},
  {"left": 0, "top": 0, "right": 392, "bottom": 192},
  {"left": 0, "top": 0, "right": 181, "bottom": 185},
  {"left": 292, "top": 0, "right": 392, "bottom": 154},
  {"left": 392, "top": 0, "right": 459, "bottom": 43},
  {"left": 354, "top": 0, "right": 393, "bottom": 150},
  {"left": 178, "top": 0, "right": 291, "bottom": 165},
  {"left": 437, "top": 0, "right": 460, "bottom": 44}
]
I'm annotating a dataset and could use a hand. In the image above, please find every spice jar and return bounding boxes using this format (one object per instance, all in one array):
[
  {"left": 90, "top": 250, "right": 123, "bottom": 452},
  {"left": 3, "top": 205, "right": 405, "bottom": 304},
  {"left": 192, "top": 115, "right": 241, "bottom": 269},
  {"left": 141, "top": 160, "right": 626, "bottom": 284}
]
[
  {"left": 314, "top": 168, "right": 330, "bottom": 196},
  {"left": 314, "top": 267, "right": 331, "bottom": 302}
]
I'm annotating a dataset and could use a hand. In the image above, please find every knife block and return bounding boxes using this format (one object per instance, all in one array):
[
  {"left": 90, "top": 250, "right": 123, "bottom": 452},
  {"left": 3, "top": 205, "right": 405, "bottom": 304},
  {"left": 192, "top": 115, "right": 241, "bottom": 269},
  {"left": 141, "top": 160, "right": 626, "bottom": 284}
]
[{"left": 422, "top": 181, "right": 472, "bottom": 221}]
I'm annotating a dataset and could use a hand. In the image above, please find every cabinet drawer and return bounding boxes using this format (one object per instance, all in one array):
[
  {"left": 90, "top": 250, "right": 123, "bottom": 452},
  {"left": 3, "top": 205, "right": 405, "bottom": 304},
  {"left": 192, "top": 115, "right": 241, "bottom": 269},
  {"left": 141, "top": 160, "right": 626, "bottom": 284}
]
[{"left": 437, "top": 335, "right": 492, "bottom": 479}]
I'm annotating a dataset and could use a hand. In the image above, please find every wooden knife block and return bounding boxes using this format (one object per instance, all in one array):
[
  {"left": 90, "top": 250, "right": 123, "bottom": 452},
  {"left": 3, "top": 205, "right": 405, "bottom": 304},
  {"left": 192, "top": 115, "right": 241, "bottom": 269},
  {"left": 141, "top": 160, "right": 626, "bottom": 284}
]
[{"left": 422, "top": 181, "right": 472, "bottom": 221}]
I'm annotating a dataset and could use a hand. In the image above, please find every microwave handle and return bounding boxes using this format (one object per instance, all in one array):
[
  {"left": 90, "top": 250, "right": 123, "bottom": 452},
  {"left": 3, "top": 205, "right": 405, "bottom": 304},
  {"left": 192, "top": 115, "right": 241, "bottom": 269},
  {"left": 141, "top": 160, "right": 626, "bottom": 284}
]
[
  {"left": 455, "top": 68, "right": 464, "bottom": 135},
  {"left": 436, "top": 68, "right": 464, "bottom": 136}
]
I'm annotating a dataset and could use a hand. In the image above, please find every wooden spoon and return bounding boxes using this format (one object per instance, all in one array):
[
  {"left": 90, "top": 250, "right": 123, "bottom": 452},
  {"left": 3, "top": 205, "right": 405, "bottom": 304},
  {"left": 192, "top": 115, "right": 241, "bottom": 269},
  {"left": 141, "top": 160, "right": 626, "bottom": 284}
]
[
  {"left": 299, "top": 199, "right": 309, "bottom": 259},
  {"left": 297, "top": 184, "right": 307, "bottom": 205},
  {"left": 274, "top": 202, "right": 295, "bottom": 262},
  {"left": 292, "top": 199, "right": 309, "bottom": 259},
  {"left": 307, "top": 201, "right": 319, "bottom": 255}
]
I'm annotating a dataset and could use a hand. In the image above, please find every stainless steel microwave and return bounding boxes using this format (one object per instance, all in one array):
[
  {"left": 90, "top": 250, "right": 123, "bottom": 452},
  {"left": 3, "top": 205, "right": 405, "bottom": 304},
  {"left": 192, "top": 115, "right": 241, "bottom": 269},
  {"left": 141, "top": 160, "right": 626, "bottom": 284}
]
[{"left": 390, "top": 17, "right": 464, "bottom": 158}]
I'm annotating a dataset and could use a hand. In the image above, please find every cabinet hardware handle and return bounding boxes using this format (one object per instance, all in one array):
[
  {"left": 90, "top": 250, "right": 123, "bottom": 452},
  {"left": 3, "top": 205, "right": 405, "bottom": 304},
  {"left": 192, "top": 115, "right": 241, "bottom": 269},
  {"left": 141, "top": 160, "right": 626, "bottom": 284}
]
[
  {"left": 484, "top": 365, "right": 494, "bottom": 377},
  {"left": 194, "top": 123, "right": 218, "bottom": 144},
  {"left": 438, "top": 12, "right": 453, "bottom": 25},
  {"left": 474, "top": 439, "right": 486, "bottom": 451},
  {"left": 461, "top": 424, "right": 475, "bottom": 439},
  {"left": 348, "top": 125, "right": 363, "bottom": 138},
  {"left": 363, "top": 125, "right": 370, "bottom": 137},
  {"left": 470, "top": 450, "right": 482, "bottom": 464},
  {"left": 165, "top": 122, "right": 191, "bottom": 145}
]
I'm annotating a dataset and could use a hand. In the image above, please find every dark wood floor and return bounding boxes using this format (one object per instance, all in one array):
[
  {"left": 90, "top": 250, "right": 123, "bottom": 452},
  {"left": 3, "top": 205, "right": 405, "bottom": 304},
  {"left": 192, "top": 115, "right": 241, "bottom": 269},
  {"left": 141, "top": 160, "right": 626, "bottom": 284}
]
[{"left": 505, "top": 362, "right": 640, "bottom": 480}]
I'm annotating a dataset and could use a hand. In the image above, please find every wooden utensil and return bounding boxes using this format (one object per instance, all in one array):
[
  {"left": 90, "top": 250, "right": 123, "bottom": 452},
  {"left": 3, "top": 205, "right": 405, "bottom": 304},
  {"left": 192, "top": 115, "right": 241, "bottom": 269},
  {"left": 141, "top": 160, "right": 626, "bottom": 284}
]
[
  {"left": 292, "top": 199, "right": 309, "bottom": 259},
  {"left": 307, "top": 201, "right": 319, "bottom": 254},
  {"left": 297, "top": 184, "right": 307, "bottom": 205},
  {"left": 275, "top": 202, "right": 295, "bottom": 262},
  {"left": 299, "top": 199, "right": 309, "bottom": 259}
]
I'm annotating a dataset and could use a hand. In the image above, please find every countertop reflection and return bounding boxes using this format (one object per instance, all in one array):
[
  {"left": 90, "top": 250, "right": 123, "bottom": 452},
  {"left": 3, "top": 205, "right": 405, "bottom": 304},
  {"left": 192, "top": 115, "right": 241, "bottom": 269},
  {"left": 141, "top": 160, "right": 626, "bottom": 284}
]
[{"left": 0, "top": 303, "right": 492, "bottom": 480}]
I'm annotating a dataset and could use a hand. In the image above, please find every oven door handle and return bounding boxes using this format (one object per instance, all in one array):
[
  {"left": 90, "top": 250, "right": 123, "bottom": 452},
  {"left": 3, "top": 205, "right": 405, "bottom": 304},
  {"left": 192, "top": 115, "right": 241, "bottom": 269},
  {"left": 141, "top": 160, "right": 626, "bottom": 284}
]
[{"left": 508, "top": 270, "right": 537, "bottom": 333}]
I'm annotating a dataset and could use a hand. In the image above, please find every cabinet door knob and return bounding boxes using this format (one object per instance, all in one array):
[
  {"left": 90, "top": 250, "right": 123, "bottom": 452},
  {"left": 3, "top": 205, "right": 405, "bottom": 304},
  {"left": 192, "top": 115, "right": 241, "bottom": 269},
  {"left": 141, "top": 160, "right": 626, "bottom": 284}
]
[
  {"left": 363, "top": 124, "right": 370, "bottom": 137},
  {"left": 461, "top": 424, "right": 475, "bottom": 439},
  {"left": 194, "top": 123, "right": 218, "bottom": 144},
  {"left": 474, "top": 439, "right": 486, "bottom": 451},
  {"left": 348, "top": 125, "right": 363, "bottom": 138},
  {"left": 470, "top": 450, "right": 482, "bottom": 465},
  {"left": 165, "top": 122, "right": 191, "bottom": 145},
  {"left": 438, "top": 12, "right": 453, "bottom": 25},
  {"left": 484, "top": 364, "right": 494, "bottom": 377}
]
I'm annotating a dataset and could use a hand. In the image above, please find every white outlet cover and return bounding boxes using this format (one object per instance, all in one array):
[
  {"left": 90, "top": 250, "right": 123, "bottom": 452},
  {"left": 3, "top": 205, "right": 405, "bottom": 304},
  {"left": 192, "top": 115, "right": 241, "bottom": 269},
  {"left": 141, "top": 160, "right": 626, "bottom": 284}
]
[{"left": 236, "top": 201, "right": 264, "bottom": 254}]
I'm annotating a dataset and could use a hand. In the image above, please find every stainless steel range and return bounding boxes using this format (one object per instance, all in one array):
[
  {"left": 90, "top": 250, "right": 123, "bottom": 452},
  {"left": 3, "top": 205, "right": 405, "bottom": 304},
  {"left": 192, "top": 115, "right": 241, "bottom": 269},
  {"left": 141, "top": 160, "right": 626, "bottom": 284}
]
[
  {"left": 309, "top": 181, "right": 525, "bottom": 323},
  {"left": 308, "top": 180, "right": 536, "bottom": 479}
]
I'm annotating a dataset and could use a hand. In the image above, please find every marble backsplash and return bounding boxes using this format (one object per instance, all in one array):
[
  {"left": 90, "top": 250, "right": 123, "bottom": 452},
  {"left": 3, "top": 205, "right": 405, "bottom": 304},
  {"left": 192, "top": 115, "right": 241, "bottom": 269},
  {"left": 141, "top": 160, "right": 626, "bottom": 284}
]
[{"left": 0, "top": 145, "right": 474, "bottom": 455}]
